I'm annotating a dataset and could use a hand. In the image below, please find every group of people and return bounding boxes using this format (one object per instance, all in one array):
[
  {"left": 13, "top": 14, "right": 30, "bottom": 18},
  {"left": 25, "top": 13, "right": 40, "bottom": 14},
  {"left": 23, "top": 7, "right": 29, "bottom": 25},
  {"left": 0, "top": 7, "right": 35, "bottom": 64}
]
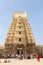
[
  {"left": 30, "top": 54, "right": 40, "bottom": 61},
  {"left": 15, "top": 54, "right": 25, "bottom": 59},
  {"left": 15, "top": 53, "right": 40, "bottom": 61}
]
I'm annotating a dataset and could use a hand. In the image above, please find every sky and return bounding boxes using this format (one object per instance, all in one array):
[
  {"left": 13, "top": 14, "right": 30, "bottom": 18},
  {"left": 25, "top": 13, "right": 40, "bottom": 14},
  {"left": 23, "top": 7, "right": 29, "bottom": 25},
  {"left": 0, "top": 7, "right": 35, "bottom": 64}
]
[{"left": 0, "top": 0, "right": 43, "bottom": 45}]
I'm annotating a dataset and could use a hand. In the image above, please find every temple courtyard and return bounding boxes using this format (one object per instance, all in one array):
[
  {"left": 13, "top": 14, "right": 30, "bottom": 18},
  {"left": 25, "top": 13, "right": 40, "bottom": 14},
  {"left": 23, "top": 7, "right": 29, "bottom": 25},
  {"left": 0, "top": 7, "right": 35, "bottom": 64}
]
[{"left": 0, "top": 58, "right": 43, "bottom": 65}]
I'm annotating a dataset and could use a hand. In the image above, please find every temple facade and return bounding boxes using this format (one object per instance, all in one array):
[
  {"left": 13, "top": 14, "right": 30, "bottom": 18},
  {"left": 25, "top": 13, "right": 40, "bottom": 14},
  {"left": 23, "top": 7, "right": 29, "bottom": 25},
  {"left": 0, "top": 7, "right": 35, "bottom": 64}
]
[
  {"left": 0, "top": 12, "right": 37, "bottom": 58},
  {"left": 5, "top": 12, "right": 36, "bottom": 58}
]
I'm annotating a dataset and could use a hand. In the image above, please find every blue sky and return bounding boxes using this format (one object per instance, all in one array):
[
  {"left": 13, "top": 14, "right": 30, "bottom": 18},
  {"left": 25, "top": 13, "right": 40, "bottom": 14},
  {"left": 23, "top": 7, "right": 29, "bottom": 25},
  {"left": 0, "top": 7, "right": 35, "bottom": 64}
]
[{"left": 0, "top": 0, "right": 43, "bottom": 45}]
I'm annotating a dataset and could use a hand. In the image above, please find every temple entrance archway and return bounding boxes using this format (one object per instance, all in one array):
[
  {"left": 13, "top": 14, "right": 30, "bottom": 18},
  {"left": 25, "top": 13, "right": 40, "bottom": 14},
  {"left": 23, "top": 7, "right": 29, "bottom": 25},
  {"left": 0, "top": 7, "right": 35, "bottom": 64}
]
[{"left": 17, "top": 48, "right": 23, "bottom": 55}]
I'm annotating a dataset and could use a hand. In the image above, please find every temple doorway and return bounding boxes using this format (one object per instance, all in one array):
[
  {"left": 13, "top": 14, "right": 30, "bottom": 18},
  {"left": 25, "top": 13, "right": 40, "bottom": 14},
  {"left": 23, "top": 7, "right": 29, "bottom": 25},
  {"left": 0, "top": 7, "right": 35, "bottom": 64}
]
[{"left": 17, "top": 48, "right": 23, "bottom": 55}]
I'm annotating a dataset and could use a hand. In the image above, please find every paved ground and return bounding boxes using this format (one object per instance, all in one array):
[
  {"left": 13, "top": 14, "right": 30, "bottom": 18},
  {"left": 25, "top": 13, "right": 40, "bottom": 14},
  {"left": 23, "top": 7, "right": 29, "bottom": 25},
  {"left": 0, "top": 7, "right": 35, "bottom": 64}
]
[{"left": 0, "top": 58, "right": 43, "bottom": 65}]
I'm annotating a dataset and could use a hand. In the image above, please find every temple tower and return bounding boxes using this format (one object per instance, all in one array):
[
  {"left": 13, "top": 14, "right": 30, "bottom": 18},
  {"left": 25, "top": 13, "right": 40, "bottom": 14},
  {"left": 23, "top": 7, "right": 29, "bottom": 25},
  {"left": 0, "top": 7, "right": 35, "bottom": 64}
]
[{"left": 5, "top": 12, "right": 36, "bottom": 58}]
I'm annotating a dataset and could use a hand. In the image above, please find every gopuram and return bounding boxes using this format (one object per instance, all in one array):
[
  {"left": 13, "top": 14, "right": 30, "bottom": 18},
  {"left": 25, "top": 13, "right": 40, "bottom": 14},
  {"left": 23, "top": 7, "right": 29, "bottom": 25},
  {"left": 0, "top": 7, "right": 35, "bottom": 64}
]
[
  {"left": 0, "top": 12, "right": 37, "bottom": 58},
  {"left": 5, "top": 12, "right": 36, "bottom": 58}
]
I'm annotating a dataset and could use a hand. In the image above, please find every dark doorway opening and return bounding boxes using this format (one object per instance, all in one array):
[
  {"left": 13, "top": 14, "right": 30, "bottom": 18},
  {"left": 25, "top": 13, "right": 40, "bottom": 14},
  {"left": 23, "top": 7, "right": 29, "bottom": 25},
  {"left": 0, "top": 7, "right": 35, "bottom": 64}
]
[{"left": 17, "top": 49, "right": 23, "bottom": 55}]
